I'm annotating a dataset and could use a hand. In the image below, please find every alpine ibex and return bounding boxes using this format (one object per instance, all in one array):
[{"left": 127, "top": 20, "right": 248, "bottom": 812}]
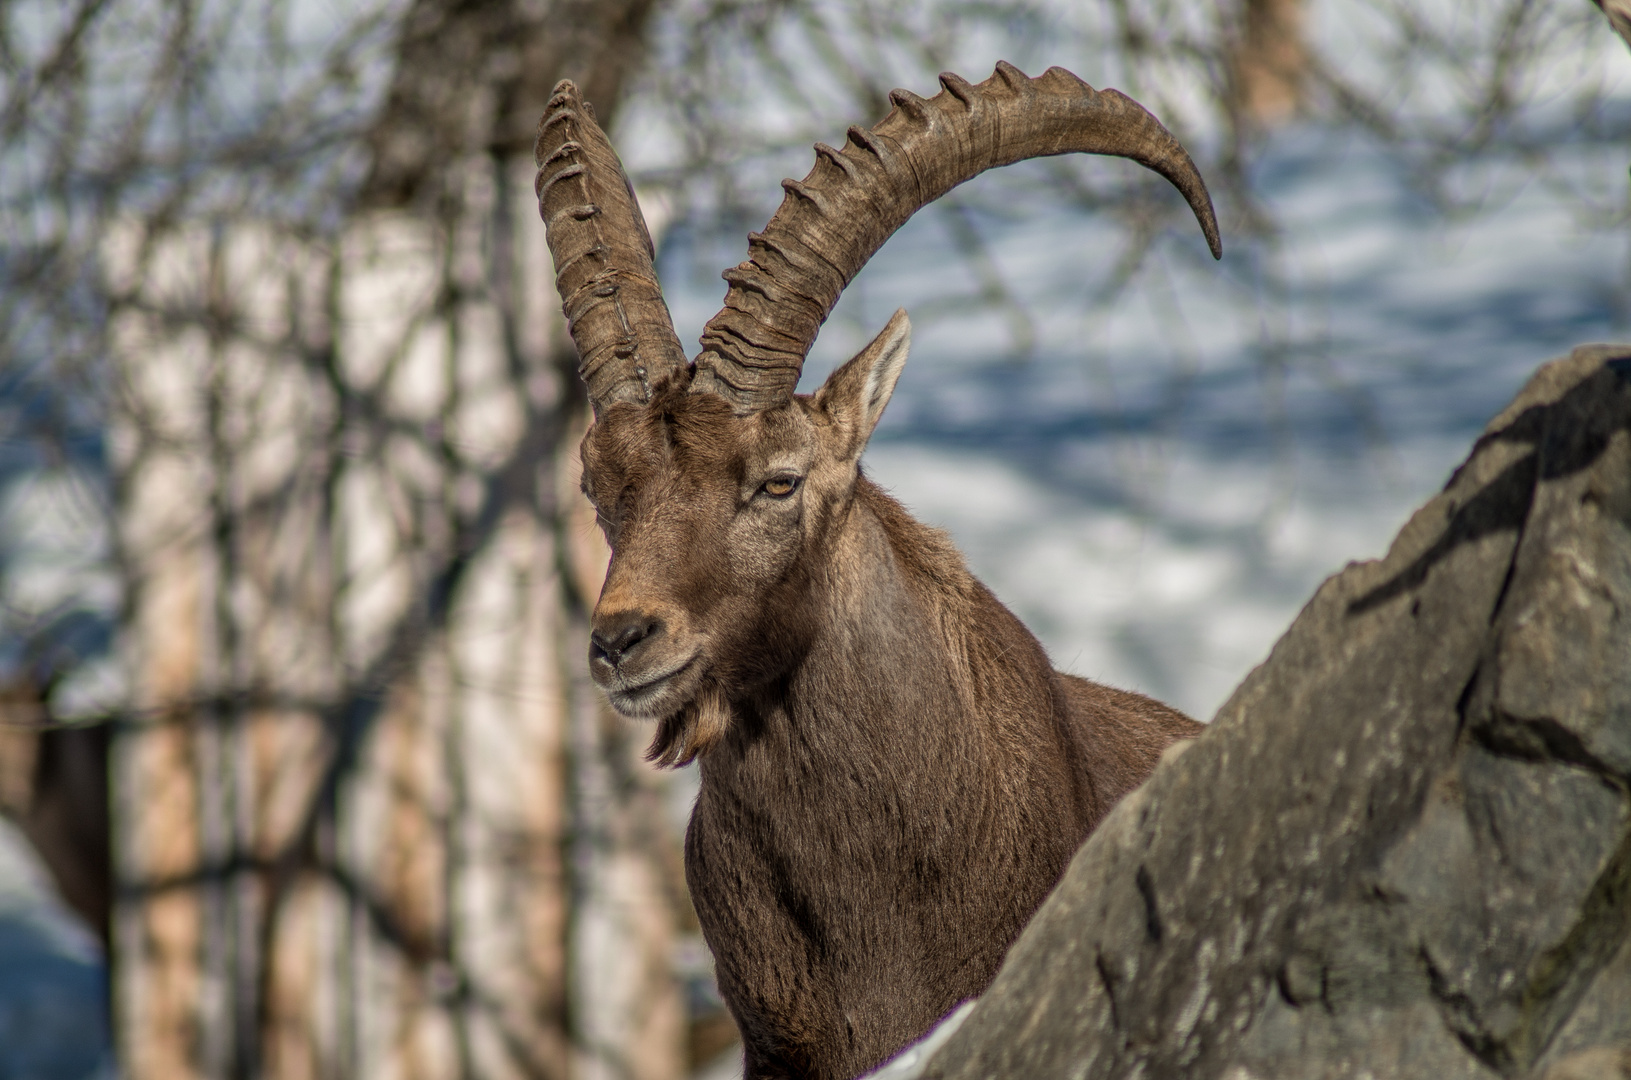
[{"left": 535, "top": 63, "right": 1217, "bottom": 1080}]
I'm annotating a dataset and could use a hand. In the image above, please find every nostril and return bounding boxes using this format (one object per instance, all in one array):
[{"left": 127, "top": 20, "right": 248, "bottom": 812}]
[{"left": 590, "top": 614, "right": 662, "bottom": 663}]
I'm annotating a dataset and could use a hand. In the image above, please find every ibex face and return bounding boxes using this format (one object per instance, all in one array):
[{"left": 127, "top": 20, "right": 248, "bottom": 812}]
[{"left": 582, "top": 315, "right": 910, "bottom": 751}]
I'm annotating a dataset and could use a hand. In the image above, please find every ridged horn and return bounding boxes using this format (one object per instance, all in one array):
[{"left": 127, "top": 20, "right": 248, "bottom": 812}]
[
  {"left": 535, "top": 80, "right": 687, "bottom": 415},
  {"left": 690, "top": 62, "right": 1223, "bottom": 411}
]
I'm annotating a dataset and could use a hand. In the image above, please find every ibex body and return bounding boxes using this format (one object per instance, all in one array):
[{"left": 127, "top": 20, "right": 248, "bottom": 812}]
[{"left": 536, "top": 63, "right": 1218, "bottom": 1080}]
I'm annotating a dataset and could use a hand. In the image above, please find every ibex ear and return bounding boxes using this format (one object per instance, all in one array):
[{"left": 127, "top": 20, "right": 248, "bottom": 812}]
[{"left": 813, "top": 309, "right": 911, "bottom": 457}]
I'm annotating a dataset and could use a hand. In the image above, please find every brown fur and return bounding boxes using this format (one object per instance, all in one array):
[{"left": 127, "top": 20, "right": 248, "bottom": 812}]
[{"left": 580, "top": 331, "right": 1201, "bottom": 1080}]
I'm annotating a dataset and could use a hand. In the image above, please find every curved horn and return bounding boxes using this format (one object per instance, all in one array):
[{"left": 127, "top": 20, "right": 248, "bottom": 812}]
[
  {"left": 535, "top": 80, "right": 686, "bottom": 415},
  {"left": 691, "top": 63, "right": 1223, "bottom": 411}
]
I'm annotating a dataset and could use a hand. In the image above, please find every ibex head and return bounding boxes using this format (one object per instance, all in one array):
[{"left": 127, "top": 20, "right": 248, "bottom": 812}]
[{"left": 535, "top": 64, "right": 1220, "bottom": 766}]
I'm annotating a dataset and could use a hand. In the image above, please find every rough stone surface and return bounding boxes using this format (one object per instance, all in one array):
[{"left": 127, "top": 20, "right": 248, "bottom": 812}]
[{"left": 922, "top": 345, "right": 1631, "bottom": 1080}]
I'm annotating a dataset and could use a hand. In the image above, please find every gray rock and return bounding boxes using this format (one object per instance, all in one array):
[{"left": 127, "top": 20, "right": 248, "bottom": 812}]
[{"left": 923, "top": 345, "right": 1631, "bottom": 1080}]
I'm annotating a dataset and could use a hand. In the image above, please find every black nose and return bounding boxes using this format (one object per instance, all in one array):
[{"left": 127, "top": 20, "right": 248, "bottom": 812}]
[{"left": 590, "top": 613, "right": 662, "bottom": 665}]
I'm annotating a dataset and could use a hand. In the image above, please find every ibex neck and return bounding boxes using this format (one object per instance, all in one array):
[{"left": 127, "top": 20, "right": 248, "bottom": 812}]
[
  {"left": 756, "top": 474, "right": 1057, "bottom": 752},
  {"left": 820, "top": 477, "right": 992, "bottom": 713}
]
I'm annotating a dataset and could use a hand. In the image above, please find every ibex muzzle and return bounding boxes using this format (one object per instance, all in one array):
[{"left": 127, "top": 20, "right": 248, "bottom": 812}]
[{"left": 537, "top": 63, "right": 1216, "bottom": 1080}]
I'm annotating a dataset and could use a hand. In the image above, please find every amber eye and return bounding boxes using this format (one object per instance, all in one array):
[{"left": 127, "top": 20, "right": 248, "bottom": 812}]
[{"left": 761, "top": 476, "right": 799, "bottom": 498}]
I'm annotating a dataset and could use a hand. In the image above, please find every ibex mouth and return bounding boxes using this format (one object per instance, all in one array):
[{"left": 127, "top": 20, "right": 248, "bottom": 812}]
[{"left": 600, "top": 655, "right": 698, "bottom": 718}]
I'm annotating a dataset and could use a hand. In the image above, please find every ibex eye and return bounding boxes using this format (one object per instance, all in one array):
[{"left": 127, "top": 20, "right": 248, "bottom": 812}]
[{"left": 761, "top": 476, "right": 799, "bottom": 498}]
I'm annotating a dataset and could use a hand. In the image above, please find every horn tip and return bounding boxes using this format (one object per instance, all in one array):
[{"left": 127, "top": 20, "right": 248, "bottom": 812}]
[{"left": 1200, "top": 214, "right": 1222, "bottom": 259}]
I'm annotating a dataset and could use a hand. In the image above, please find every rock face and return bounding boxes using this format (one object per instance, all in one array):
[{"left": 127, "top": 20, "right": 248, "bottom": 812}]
[{"left": 922, "top": 345, "right": 1631, "bottom": 1080}]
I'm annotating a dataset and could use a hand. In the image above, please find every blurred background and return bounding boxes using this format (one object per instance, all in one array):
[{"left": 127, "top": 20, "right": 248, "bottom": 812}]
[{"left": 0, "top": 0, "right": 1626, "bottom": 1076}]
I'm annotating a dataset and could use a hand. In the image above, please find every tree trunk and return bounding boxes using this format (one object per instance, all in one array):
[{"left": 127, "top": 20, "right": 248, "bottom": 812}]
[
  {"left": 1230, "top": 0, "right": 1308, "bottom": 128},
  {"left": 108, "top": 2, "right": 682, "bottom": 1076}
]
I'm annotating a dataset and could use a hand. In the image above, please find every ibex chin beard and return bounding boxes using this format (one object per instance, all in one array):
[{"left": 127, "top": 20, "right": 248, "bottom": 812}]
[{"left": 645, "top": 684, "right": 731, "bottom": 768}]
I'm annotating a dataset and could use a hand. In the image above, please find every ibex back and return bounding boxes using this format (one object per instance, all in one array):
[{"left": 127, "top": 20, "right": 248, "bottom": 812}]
[{"left": 535, "top": 63, "right": 1218, "bottom": 1080}]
